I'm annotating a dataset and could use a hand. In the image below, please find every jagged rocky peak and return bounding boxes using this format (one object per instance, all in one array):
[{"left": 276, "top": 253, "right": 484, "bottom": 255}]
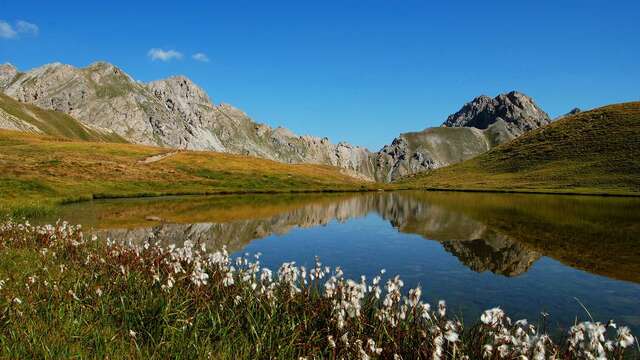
[
  {"left": 4, "top": 62, "right": 88, "bottom": 113},
  {"left": 148, "top": 75, "right": 212, "bottom": 107},
  {"left": 0, "top": 63, "right": 17, "bottom": 73},
  {"left": 371, "top": 91, "right": 553, "bottom": 182},
  {"left": 0, "top": 61, "right": 382, "bottom": 178},
  {"left": 442, "top": 91, "right": 551, "bottom": 135},
  {"left": 0, "top": 63, "right": 18, "bottom": 89},
  {"left": 86, "top": 61, "right": 123, "bottom": 73},
  {"left": 25, "top": 62, "right": 77, "bottom": 81}
]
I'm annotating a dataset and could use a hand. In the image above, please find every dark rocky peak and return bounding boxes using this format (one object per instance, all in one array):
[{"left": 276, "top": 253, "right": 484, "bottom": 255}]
[
  {"left": 556, "top": 107, "right": 581, "bottom": 120},
  {"left": 442, "top": 91, "right": 551, "bottom": 134}
]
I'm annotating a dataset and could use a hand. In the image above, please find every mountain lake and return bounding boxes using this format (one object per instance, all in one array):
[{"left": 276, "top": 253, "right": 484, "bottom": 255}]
[{"left": 34, "top": 191, "right": 640, "bottom": 333}]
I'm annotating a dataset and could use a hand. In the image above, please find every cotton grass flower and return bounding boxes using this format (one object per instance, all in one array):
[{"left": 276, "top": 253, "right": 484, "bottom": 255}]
[
  {"left": 617, "top": 326, "right": 634, "bottom": 348},
  {"left": 481, "top": 307, "right": 505, "bottom": 327},
  {"left": 438, "top": 300, "right": 446, "bottom": 318},
  {"left": 408, "top": 286, "right": 421, "bottom": 307}
]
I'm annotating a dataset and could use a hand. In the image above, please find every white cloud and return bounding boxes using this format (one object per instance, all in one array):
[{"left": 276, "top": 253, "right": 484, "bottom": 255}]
[
  {"left": 0, "top": 20, "right": 39, "bottom": 39},
  {"left": 192, "top": 52, "right": 210, "bottom": 62},
  {"left": 0, "top": 21, "right": 17, "bottom": 39},
  {"left": 16, "top": 20, "right": 38, "bottom": 36},
  {"left": 147, "top": 48, "right": 183, "bottom": 62}
]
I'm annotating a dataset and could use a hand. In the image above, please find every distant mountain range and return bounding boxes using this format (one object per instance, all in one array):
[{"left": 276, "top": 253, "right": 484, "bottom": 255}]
[{"left": 0, "top": 61, "right": 552, "bottom": 181}]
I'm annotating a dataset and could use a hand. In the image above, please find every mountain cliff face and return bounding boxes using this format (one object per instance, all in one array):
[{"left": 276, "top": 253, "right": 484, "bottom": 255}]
[
  {"left": 375, "top": 127, "right": 493, "bottom": 182},
  {"left": 0, "top": 61, "right": 550, "bottom": 182}
]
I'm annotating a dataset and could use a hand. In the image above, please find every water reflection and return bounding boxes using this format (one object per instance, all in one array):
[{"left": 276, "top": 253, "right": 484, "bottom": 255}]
[
  {"left": 39, "top": 191, "right": 640, "bottom": 331},
  {"left": 45, "top": 191, "right": 640, "bottom": 283}
]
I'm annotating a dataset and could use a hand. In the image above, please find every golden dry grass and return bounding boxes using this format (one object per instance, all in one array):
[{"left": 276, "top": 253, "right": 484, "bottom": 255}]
[{"left": 0, "top": 129, "right": 372, "bottom": 216}]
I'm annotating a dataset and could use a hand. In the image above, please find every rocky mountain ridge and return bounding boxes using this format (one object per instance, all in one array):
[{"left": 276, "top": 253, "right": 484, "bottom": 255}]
[
  {"left": 374, "top": 92, "right": 551, "bottom": 181},
  {"left": 443, "top": 92, "right": 551, "bottom": 135},
  {"left": 0, "top": 61, "right": 377, "bottom": 180},
  {"left": 0, "top": 61, "right": 551, "bottom": 182}
]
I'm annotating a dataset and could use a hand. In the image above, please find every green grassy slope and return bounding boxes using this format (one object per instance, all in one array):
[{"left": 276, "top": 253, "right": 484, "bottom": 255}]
[
  {"left": 398, "top": 102, "right": 640, "bottom": 195},
  {"left": 0, "top": 93, "right": 127, "bottom": 143},
  {"left": 0, "top": 130, "right": 371, "bottom": 217}
]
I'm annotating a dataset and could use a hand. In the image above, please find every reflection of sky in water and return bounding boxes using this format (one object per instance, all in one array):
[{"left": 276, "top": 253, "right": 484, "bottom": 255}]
[{"left": 236, "top": 214, "right": 640, "bottom": 333}]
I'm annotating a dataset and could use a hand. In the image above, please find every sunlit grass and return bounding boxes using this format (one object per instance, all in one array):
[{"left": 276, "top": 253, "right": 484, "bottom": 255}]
[{"left": 0, "top": 129, "right": 375, "bottom": 216}]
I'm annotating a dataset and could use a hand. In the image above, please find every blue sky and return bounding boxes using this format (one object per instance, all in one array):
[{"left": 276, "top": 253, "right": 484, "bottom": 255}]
[{"left": 1, "top": 0, "right": 638, "bottom": 150}]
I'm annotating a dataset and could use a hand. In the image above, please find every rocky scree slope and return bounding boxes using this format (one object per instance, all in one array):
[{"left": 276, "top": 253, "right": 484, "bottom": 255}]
[{"left": 0, "top": 62, "right": 550, "bottom": 182}]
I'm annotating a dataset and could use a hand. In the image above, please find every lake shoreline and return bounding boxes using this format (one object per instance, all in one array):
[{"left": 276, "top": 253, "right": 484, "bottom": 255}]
[
  {"left": 2, "top": 187, "right": 380, "bottom": 218},
  {"left": 418, "top": 187, "right": 640, "bottom": 198},
  {"left": 6, "top": 184, "right": 640, "bottom": 219},
  {"left": 53, "top": 184, "right": 640, "bottom": 207}
]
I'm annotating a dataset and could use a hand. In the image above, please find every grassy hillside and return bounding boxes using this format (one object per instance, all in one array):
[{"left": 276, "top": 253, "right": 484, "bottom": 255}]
[
  {"left": 0, "top": 93, "right": 127, "bottom": 142},
  {"left": 402, "top": 127, "right": 491, "bottom": 163},
  {"left": 379, "top": 120, "right": 521, "bottom": 182},
  {"left": 399, "top": 102, "right": 640, "bottom": 195},
  {"left": 0, "top": 130, "right": 371, "bottom": 217}
]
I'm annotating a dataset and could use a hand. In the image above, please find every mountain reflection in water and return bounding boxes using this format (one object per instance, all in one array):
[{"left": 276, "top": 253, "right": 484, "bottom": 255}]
[
  {"left": 38, "top": 191, "right": 640, "bottom": 332},
  {"left": 44, "top": 191, "right": 639, "bottom": 282}
]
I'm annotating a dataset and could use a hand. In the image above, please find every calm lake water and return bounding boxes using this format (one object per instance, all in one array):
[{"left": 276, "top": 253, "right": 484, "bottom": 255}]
[{"left": 37, "top": 191, "right": 640, "bottom": 333}]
